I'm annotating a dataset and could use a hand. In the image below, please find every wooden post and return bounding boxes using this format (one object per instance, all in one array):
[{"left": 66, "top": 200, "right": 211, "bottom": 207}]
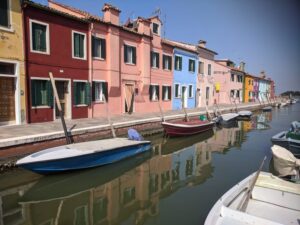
[
  {"left": 49, "top": 72, "right": 72, "bottom": 144},
  {"left": 205, "top": 104, "right": 212, "bottom": 121},
  {"left": 157, "top": 100, "right": 165, "bottom": 122},
  {"left": 103, "top": 95, "right": 116, "bottom": 138},
  {"left": 183, "top": 107, "right": 189, "bottom": 122}
]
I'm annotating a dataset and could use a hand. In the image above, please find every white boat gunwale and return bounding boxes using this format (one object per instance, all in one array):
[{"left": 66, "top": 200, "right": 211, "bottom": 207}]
[{"left": 161, "top": 121, "right": 215, "bottom": 128}]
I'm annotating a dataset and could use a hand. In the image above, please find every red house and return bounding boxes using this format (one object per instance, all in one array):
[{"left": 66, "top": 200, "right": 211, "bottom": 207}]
[{"left": 23, "top": 1, "right": 90, "bottom": 123}]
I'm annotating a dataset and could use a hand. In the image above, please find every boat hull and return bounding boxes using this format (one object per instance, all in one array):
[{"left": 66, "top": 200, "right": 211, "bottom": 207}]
[
  {"left": 162, "top": 121, "right": 214, "bottom": 137},
  {"left": 18, "top": 142, "right": 151, "bottom": 174},
  {"left": 271, "top": 131, "right": 300, "bottom": 157}
]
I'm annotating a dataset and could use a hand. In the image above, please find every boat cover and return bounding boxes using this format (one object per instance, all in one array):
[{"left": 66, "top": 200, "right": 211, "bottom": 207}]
[
  {"left": 291, "top": 121, "right": 300, "bottom": 133},
  {"left": 271, "top": 145, "right": 300, "bottom": 177},
  {"left": 238, "top": 111, "right": 252, "bottom": 116}
]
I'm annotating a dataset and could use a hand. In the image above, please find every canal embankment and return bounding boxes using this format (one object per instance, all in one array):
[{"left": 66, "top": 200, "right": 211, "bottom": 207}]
[{"left": 0, "top": 102, "right": 267, "bottom": 170}]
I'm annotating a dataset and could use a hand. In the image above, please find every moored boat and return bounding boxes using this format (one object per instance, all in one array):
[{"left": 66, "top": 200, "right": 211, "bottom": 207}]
[
  {"left": 205, "top": 171, "right": 300, "bottom": 225},
  {"left": 16, "top": 137, "right": 151, "bottom": 174},
  {"left": 161, "top": 120, "right": 215, "bottom": 137},
  {"left": 220, "top": 113, "right": 239, "bottom": 124},
  {"left": 262, "top": 106, "right": 272, "bottom": 112},
  {"left": 237, "top": 110, "right": 252, "bottom": 120},
  {"left": 271, "top": 121, "right": 300, "bottom": 157}
]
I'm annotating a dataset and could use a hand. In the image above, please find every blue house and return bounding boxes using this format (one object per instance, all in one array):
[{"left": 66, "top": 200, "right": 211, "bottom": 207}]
[{"left": 172, "top": 47, "right": 198, "bottom": 110}]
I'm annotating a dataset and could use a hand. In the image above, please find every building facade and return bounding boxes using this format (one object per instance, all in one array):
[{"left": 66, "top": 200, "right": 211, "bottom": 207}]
[
  {"left": 243, "top": 74, "right": 254, "bottom": 103},
  {"left": 23, "top": 1, "right": 90, "bottom": 123},
  {"left": 0, "top": 0, "right": 26, "bottom": 125}
]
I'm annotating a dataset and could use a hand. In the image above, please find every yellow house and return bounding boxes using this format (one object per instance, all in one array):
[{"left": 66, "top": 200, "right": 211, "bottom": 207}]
[
  {"left": 0, "top": 0, "right": 26, "bottom": 125},
  {"left": 243, "top": 74, "right": 254, "bottom": 103}
]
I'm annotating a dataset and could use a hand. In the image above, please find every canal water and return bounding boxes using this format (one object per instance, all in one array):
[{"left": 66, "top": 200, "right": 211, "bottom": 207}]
[{"left": 0, "top": 103, "right": 299, "bottom": 225}]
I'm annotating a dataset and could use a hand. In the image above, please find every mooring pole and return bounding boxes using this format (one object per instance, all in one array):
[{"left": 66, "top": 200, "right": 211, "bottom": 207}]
[
  {"left": 103, "top": 95, "right": 116, "bottom": 138},
  {"left": 49, "top": 72, "right": 72, "bottom": 144}
]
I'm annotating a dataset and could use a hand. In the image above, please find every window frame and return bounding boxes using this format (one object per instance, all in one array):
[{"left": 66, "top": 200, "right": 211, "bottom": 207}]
[
  {"left": 174, "top": 55, "right": 182, "bottom": 71},
  {"left": 208, "top": 64, "right": 212, "bottom": 75},
  {"left": 73, "top": 80, "right": 89, "bottom": 106},
  {"left": 124, "top": 44, "right": 137, "bottom": 65},
  {"left": 163, "top": 54, "right": 172, "bottom": 71},
  {"left": 198, "top": 61, "right": 204, "bottom": 74},
  {"left": 152, "top": 22, "right": 159, "bottom": 35},
  {"left": 149, "top": 84, "right": 159, "bottom": 101},
  {"left": 231, "top": 74, "right": 235, "bottom": 82},
  {"left": 92, "top": 36, "right": 106, "bottom": 60},
  {"left": 174, "top": 83, "right": 180, "bottom": 98},
  {"left": 151, "top": 51, "right": 159, "bottom": 69},
  {"left": 93, "top": 80, "right": 106, "bottom": 103},
  {"left": 162, "top": 85, "right": 171, "bottom": 101},
  {"left": 188, "top": 84, "right": 194, "bottom": 98},
  {"left": 0, "top": 0, "right": 13, "bottom": 32},
  {"left": 72, "top": 30, "right": 87, "bottom": 60},
  {"left": 188, "top": 59, "right": 196, "bottom": 73},
  {"left": 30, "top": 77, "right": 52, "bottom": 109},
  {"left": 29, "top": 19, "right": 50, "bottom": 55}
]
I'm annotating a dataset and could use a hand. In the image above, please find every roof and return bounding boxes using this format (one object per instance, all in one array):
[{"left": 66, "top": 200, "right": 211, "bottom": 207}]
[
  {"left": 162, "top": 39, "right": 198, "bottom": 54},
  {"left": 23, "top": 0, "right": 90, "bottom": 23},
  {"left": 214, "top": 61, "right": 245, "bottom": 73}
]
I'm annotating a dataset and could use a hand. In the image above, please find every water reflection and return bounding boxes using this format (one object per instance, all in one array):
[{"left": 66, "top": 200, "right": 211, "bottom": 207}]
[{"left": 0, "top": 111, "right": 274, "bottom": 225}]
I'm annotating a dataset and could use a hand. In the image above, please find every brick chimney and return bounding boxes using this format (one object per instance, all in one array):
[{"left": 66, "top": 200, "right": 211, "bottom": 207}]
[
  {"left": 137, "top": 17, "right": 151, "bottom": 36},
  {"left": 198, "top": 40, "right": 206, "bottom": 48},
  {"left": 260, "top": 70, "right": 266, "bottom": 79},
  {"left": 102, "top": 3, "right": 121, "bottom": 26},
  {"left": 239, "top": 61, "right": 245, "bottom": 72}
]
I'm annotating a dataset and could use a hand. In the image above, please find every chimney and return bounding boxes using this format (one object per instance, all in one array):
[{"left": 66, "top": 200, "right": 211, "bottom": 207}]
[
  {"left": 198, "top": 40, "right": 206, "bottom": 48},
  {"left": 260, "top": 70, "right": 266, "bottom": 79},
  {"left": 137, "top": 17, "right": 151, "bottom": 36},
  {"left": 239, "top": 61, "right": 245, "bottom": 72},
  {"left": 102, "top": 3, "right": 121, "bottom": 26}
]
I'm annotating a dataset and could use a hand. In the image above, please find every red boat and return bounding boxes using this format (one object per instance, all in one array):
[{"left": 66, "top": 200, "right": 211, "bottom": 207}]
[{"left": 161, "top": 120, "right": 215, "bottom": 137}]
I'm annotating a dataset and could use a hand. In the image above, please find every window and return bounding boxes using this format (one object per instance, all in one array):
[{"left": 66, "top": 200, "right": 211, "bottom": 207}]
[
  {"left": 231, "top": 74, "right": 234, "bottom": 82},
  {"left": 149, "top": 84, "right": 159, "bottom": 101},
  {"left": 163, "top": 55, "right": 172, "bottom": 70},
  {"left": 0, "top": 62, "right": 15, "bottom": 75},
  {"left": 92, "top": 36, "right": 106, "bottom": 59},
  {"left": 162, "top": 86, "right": 171, "bottom": 101},
  {"left": 230, "top": 90, "right": 235, "bottom": 97},
  {"left": 152, "top": 23, "right": 159, "bottom": 35},
  {"left": 188, "top": 59, "right": 195, "bottom": 73},
  {"left": 208, "top": 64, "right": 211, "bottom": 75},
  {"left": 74, "top": 206, "right": 88, "bottom": 225},
  {"left": 236, "top": 90, "right": 240, "bottom": 98},
  {"left": 198, "top": 61, "right": 204, "bottom": 74},
  {"left": 73, "top": 31, "right": 86, "bottom": 59},
  {"left": 124, "top": 44, "right": 136, "bottom": 64},
  {"left": 174, "top": 55, "right": 182, "bottom": 71},
  {"left": 31, "top": 79, "right": 53, "bottom": 107},
  {"left": 206, "top": 87, "right": 210, "bottom": 100},
  {"left": 174, "top": 84, "right": 180, "bottom": 98},
  {"left": 73, "top": 81, "right": 91, "bottom": 105},
  {"left": 123, "top": 187, "right": 135, "bottom": 205},
  {"left": 188, "top": 85, "right": 193, "bottom": 98},
  {"left": 0, "top": 0, "right": 10, "bottom": 29},
  {"left": 93, "top": 81, "right": 108, "bottom": 102},
  {"left": 30, "top": 20, "right": 49, "bottom": 54},
  {"left": 151, "top": 51, "right": 159, "bottom": 68}
]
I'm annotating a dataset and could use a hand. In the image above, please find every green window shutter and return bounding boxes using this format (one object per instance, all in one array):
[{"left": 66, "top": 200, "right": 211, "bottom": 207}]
[
  {"left": 46, "top": 80, "right": 53, "bottom": 107},
  {"left": 40, "top": 25, "right": 46, "bottom": 52},
  {"left": 162, "top": 86, "right": 166, "bottom": 99},
  {"left": 124, "top": 45, "right": 128, "bottom": 63},
  {"left": 31, "top": 80, "right": 37, "bottom": 107},
  {"left": 101, "top": 39, "right": 106, "bottom": 59},
  {"left": 156, "top": 53, "right": 159, "bottom": 68},
  {"left": 92, "top": 81, "right": 95, "bottom": 102},
  {"left": 149, "top": 85, "right": 153, "bottom": 101},
  {"left": 80, "top": 34, "right": 84, "bottom": 58},
  {"left": 179, "top": 57, "right": 182, "bottom": 70},
  {"left": 132, "top": 47, "right": 136, "bottom": 64},
  {"left": 104, "top": 82, "right": 108, "bottom": 102},
  {"left": 162, "top": 55, "right": 166, "bottom": 69},
  {"left": 156, "top": 85, "right": 160, "bottom": 100},
  {"left": 92, "top": 36, "right": 97, "bottom": 57},
  {"left": 150, "top": 52, "right": 153, "bottom": 67},
  {"left": 74, "top": 33, "right": 79, "bottom": 57},
  {"left": 85, "top": 82, "right": 91, "bottom": 105},
  {"left": 169, "top": 56, "right": 172, "bottom": 70},
  {"left": 168, "top": 87, "right": 171, "bottom": 100},
  {"left": 73, "top": 82, "right": 78, "bottom": 105},
  {"left": 0, "top": 0, "right": 9, "bottom": 27}
]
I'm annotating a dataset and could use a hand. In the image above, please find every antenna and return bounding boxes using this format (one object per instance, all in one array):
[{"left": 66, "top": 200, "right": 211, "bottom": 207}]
[{"left": 163, "top": 13, "right": 166, "bottom": 38}]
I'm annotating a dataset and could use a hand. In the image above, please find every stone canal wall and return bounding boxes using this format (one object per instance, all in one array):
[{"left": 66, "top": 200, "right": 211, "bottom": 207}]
[{"left": 0, "top": 103, "right": 267, "bottom": 172}]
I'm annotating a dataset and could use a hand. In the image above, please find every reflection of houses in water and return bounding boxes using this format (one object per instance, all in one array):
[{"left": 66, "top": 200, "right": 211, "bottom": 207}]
[
  {"left": 8, "top": 140, "right": 213, "bottom": 225},
  {"left": 252, "top": 112, "right": 271, "bottom": 130}
]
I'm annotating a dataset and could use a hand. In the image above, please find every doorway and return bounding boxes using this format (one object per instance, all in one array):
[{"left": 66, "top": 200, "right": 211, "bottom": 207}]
[
  {"left": 124, "top": 84, "right": 135, "bottom": 114},
  {"left": 0, "top": 77, "right": 15, "bottom": 124},
  {"left": 181, "top": 86, "right": 187, "bottom": 108},
  {"left": 54, "top": 80, "right": 70, "bottom": 119}
]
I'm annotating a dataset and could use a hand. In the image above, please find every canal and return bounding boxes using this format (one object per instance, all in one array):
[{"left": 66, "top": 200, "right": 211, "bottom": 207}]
[{"left": 0, "top": 103, "right": 299, "bottom": 225}]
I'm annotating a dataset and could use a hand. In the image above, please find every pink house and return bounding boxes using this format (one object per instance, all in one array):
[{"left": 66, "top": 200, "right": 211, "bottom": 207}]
[
  {"left": 48, "top": 1, "right": 173, "bottom": 117},
  {"left": 214, "top": 59, "right": 245, "bottom": 104}
]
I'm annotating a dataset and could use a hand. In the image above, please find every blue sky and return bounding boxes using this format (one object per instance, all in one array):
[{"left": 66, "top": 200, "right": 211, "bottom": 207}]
[{"left": 36, "top": 0, "right": 300, "bottom": 94}]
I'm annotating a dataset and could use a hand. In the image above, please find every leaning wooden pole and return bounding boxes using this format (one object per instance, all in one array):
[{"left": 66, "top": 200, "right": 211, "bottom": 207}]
[
  {"left": 157, "top": 100, "right": 165, "bottom": 122},
  {"left": 49, "top": 72, "right": 72, "bottom": 144},
  {"left": 103, "top": 95, "right": 116, "bottom": 138}
]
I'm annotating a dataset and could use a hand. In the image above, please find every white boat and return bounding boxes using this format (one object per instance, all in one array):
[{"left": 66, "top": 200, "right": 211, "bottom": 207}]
[
  {"left": 262, "top": 106, "right": 272, "bottom": 112},
  {"left": 271, "top": 145, "right": 300, "bottom": 179},
  {"left": 16, "top": 137, "right": 151, "bottom": 174},
  {"left": 220, "top": 113, "right": 239, "bottom": 124},
  {"left": 237, "top": 110, "right": 252, "bottom": 120},
  {"left": 205, "top": 171, "right": 300, "bottom": 225}
]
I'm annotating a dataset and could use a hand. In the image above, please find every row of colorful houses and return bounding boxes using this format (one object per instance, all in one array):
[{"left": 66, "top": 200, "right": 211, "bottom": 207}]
[{"left": 0, "top": 0, "right": 275, "bottom": 125}]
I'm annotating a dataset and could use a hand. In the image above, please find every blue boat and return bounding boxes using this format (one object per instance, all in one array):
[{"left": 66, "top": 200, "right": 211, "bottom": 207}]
[{"left": 16, "top": 138, "right": 151, "bottom": 174}]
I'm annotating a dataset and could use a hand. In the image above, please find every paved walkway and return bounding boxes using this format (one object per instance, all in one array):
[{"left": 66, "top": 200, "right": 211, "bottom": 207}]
[{"left": 0, "top": 102, "right": 263, "bottom": 148}]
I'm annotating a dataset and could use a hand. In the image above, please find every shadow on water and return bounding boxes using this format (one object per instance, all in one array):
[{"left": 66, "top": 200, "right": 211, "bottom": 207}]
[{"left": 0, "top": 104, "right": 299, "bottom": 225}]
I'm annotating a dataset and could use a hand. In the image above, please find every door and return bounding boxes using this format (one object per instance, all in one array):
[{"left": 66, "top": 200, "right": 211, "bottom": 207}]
[
  {"left": 181, "top": 86, "right": 187, "bottom": 108},
  {"left": 55, "top": 81, "right": 69, "bottom": 119},
  {"left": 0, "top": 77, "right": 15, "bottom": 124},
  {"left": 196, "top": 88, "right": 201, "bottom": 107},
  {"left": 206, "top": 87, "right": 210, "bottom": 105},
  {"left": 124, "top": 84, "right": 134, "bottom": 114}
]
